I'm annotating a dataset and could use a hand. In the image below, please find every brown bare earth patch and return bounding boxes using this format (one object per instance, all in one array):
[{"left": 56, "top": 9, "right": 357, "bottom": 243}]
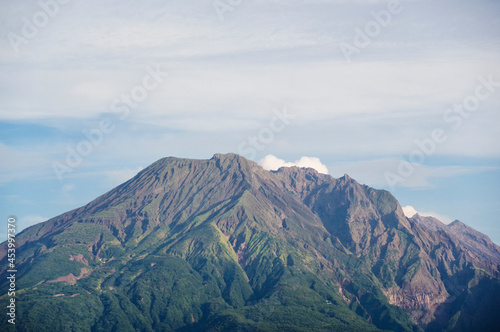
[
  {"left": 47, "top": 267, "right": 90, "bottom": 284},
  {"left": 69, "top": 254, "right": 89, "bottom": 266},
  {"left": 47, "top": 273, "right": 78, "bottom": 284}
]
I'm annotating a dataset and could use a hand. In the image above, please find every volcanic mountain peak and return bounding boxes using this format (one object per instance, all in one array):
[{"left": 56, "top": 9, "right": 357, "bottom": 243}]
[{"left": 1, "top": 153, "right": 499, "bottom": 332}]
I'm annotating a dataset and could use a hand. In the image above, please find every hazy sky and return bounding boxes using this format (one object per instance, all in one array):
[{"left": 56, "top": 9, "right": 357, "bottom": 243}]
[{"left": 1, "top": 0, "right": 499, "bottom": 243}]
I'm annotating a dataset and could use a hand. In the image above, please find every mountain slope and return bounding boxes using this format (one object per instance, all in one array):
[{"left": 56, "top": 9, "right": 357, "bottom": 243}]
[
  {"left": 409, "top": 214, "right": 500, "bottom": 276},
  {"left": 1, "top": 153, "right": 499, "bottom": 332}
]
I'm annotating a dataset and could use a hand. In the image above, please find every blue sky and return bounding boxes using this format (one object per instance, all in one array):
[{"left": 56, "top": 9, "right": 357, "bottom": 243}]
[{"left": 1, "top": 0, "right": 499, "bottom": 243}]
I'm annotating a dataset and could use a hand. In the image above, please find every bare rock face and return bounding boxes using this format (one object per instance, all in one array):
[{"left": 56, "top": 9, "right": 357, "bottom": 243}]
[
  {"left": 1, "top": 153, "right": 499, "bottom": 332},
  {"left": 383, "top": 269, "right": 449, "bottom": 325}
]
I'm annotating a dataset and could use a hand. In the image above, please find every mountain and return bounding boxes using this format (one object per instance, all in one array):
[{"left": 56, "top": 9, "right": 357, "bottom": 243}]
[{"left": 1, "top": 153, "right": 499, "bottom": 332}]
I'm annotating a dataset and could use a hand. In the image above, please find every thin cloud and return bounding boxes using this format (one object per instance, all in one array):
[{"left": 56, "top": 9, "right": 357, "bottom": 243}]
[{"left": 328, "top": 158, "right": 497, "bottom": 188}]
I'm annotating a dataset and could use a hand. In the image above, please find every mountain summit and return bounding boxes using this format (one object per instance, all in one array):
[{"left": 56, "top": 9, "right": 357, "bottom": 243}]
[{"left": 1, "top": 153, "right": 499, "bottom": 332}]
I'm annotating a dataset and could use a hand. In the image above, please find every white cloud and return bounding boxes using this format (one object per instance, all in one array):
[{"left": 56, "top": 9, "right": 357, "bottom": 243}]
[
  {"left": 402, "top": 205, "right": 418, "bottom": 218},
  {"left": 259, "top": 154, "right": 329, "bottom": 174}
]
